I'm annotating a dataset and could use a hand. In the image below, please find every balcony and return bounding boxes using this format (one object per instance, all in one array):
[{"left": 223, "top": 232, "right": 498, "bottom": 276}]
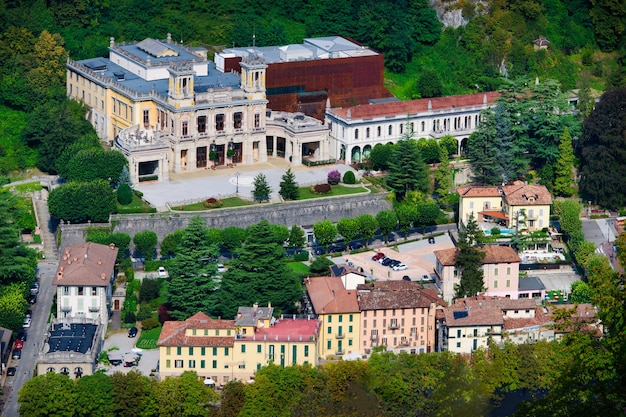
[
  {"left": 399, "top": 339, "right": 410, "bottom": 347},
  {"left": 61, "top": 306, "right": 72, "bottom": 312},
  {"left": 370, "top": 334, "right": 378, "bottom": 341},
  {"left": 388, "top": 323, "right": 399, "bottom": 330},
  {"left": 335, "top": 333, "right": 345, "bottom": 339},
  {"left": 88, "top": 306, "right": 100, "bottom": 312},
  {"left": 336, "top": 350, "right": 345, "bottom": 356}
]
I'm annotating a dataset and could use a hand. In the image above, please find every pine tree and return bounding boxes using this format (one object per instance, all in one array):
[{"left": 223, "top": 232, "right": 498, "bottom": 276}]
[
  {"left": 116, "top": 165, "right": 132, "bottom": 189},
  {"left": 454, "top": 214, "right": 486, "bottom": 299},
  {"left": 553, "top": 128, "right": 575, "bottom": 197},
  {"left": 252, "top": 173, "right": 272, "bottom": 202},
  {"left": 493, "top": 104, "right": 523, "bottom": 184},
  {"left": 468, "top": 109, "right": 500, "bottom": 185},
  {"left": 278, "top": 168, "right": 299, "bottom": 200},
  {"left": 386, "top": 133, "right": 429, "bottom": 200}
]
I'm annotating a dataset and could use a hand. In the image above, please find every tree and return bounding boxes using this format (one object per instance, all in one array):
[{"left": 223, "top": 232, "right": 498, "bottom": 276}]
[
  {"left": 454, "top": 214, "right": 486, "bottom": 299},
  {"left": 287, "top": 225, "right": 306, "bottom": 249},
  {"left": 313, "top": 220, "right": 337, "bottom": 250},
  {"left": 395, "top": 204, "right": 417, "bottom": 238},
  {"left": 557, "top": 200, "right": 583, "bottom": 237},
  {"left": 216, "top": 380, "right": 246, "bottom": 417},
  {"left": 48, "top": 179, "right": 116, "bottom": 223},
  {"left": 116, "top": 165, "right": 133, "bottom": 189},
  {"left": 434, "top": 145, "right": 453, "bottom": 206},
  {"left": 117, "top": 183, "right": 133, "bottom": 205},
  {"left": 553, "top": 128, "right": 575, "bottom": 197},
  {"left": 386, "top": 135, "right": 429, "bottom": 200},
  {"left": 468, "top": 109, "right": 501, "bottom": 185},
  {"left": 74, "top": 372, "right": 115, "bottom": 417},
  {"left": 337, "top": 218, "right": 360, "bottom": 248},
  {"left": 167, "top": 217, "right": 220, "bottom": 320},
  {"left": 269, "top": 224, "right": 290, "bottom": 246},
  {"left": 209, "top": 220, "right": 300, "bottom": 318},
  {"left": 309, "top": 256, "right": 335, "bottom": 276},
  {"left": 0, "top": 283, "right": 30, "bottom": 331},
  {"left": 18, "top": 373, "right": 77, "bottom": 417},
  {"left": 139, "top": 278, "right": 160, "bottom": 303},
  {"left": 160, "top": 230, "right": 183, "bottom": 257},
  {"left": 493, "top": 104, "right": 523, "bottom": 184},
  {"left": 222, "top": 226, "right": 247, "bottom": 254},
  {"left": 357, "top": 214, "right": 378, "bottom": 247},
  {"left": 343, "top": 170, "right": 356, "bottom": 184},
  {"left": 415, "top": 202, "right": 442, "bottom": 233},
  {"left": 578, "top": 88, "right": 626, "bottom": 208},
  {"left": 133, "top": 230, "right": 158, "bottom": 261},
  {"left": 376, "top": 210, "right": 398, "bottom": 243},
  {"left": 111, "top": 371, "right": 157, "bottom": 417},
  {"left": 252, "top": 173, "right": 272, "bottom": 202},
  {"left": 416, "top": 68, "right": 443, "bottom": 98},
  {"left": 570, "top": 280, "right": 592, "bottom": 304},
  {"left": 59, "top": 148, "right": 128, "bottom": 185},
  {"left": 155, "top": 371, "right": 217, "bottom": 417},
  {"left": 368, "top": 143, "right": 394, "bottom": 171},
  {"left": 279, "top": 168, "right": 299, "bottom": 200}
]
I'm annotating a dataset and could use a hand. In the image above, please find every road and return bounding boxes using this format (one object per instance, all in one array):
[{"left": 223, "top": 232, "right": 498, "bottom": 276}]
[{"left": 2, "top": 261, "right": 58, "bottom": 417}]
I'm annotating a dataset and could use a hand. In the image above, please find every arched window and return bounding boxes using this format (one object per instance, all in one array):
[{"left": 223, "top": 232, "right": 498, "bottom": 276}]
[
  {"left": 46, "top": 367, "right": 56, "bottom": 373},
  {"left": 60, "top": 367, "right": 70, "bottom": 376}
]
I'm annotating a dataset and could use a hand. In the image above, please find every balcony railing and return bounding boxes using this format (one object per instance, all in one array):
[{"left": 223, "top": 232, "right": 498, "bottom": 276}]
[
  {"left": 388, "top": 323, "right": 399, "bottom": 330},
  {"left": 61, "top": 306, "right": 72, "bottom": 312},
  {"left": 399, "top": 340, "right": 410, "bottom": 346},
  {"left": 88, "top": 306, "right": 100, "bottom": 312},
  {"left": 335, "top": 333, "right": 345, "bottom": 339},
  {"left": 370, "top": 334, "right": 378, "bottom": 341}
]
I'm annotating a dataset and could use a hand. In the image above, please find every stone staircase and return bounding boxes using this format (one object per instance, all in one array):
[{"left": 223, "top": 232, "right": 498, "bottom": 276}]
[{"left": 33, "top": 195, "right": 58, "bottom": 262}]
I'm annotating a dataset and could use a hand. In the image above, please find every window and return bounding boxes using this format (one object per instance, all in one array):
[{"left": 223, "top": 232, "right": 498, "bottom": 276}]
[
  {"left": 174, "top": 360, "right": 183, "bottom": 368},
  {"left": 197, "top": 116, "right": 206, "bottom": 133},
  {"left": 494, "top": 268, "right": 498, "bottom": 276},
  {"left": 327, "top": 340, "right": 332, "bottom": 350},
  {"left": 254, "top": 113, "right": 260, "bottom": 128},
  {"left": 212, "top": 347, "right": 217, "bottom": 356},
  {"left": 212, "top": 360, "right": 217, "bottom": 368},
  {"left": 257, "top": 344, "right": 262, "bottom": 353},
  {"left": 63, "top": 287, "right": 70, "bottom": 296},
  {"left": 204, "top": 329, "right": 208, "bottom": 336},
  {"left": 327, "top": 316, "right": 332, "bottom": 323},
  {"left": 304, "top": 346, "right": 309, "bottom": 357},
  {"left": 143, "top": 109, "right": 149, "bottom": 125},
  {"left": 216, "top": 114, "right": 225, "bottom": 131},
  {"left": 189, "top": 360, "right": 196, "bottom": 368},
  {"left": 339, "top": 315, "right": 343, "bottom": 323},
  {"left": 366, "top": 127, "right": 370, "bottom": 138},
  {"left": 388, "top": 125, "right": 392, "bottom": 135},
  {"left": 348, "top": 339, "right": 353, "bottom": 346},
  {"left": 421, "top": 121, "right": 425, "bottom": 131},
  {"left": 234, "top": 112, "right": 242, "bottom": 129},
  {"left": 410, "top": 122, "right": 414, "bottom": 132},
  {"left": 238, "top": 364, "right": 245, "bottom": 369},
  {"left": 201, "top": 347, "right": 205, "bottom": 356},
  {"left": 189, "top": 347, "right": 194, "bottom": 355},
  {"left": 166, "top": 347, "right": 171, "bottom": 355},
  {"left": 400, "top": 124, "right": 403, "bottom": 134},
  {"left": 177, "top": 347, "right": 182, "bottom": 355},
  {"left": 473, "top": 329, "right": 478, "bottom": 337},
  {"left": 327, "top": 326, "right": 332, "bottom": 334},
  {"left": 165, "top": 360, "right": 170, "bottom": 368},
  {"left": 355, "top": 129, "right": 359, "bottom": 139},
  {"left": 457, "top": 329, "right": 461, "bottom": 338},
  {"left": 200, "top": 360, "right": 205, "bottom": 368},
  {"left": 494, "top": 280, "right": 498, "bottom": 288},
  {"left": 227, "top": 330, "right": 231, "bottom": 336},
  {"left": 349, "top": 314, "right": 353, "bottom": 322},
  {"left": 349, "top": 325, "right": 353, "bottom": 333},
  {"left": 215, "top": 330, "right": 219, "bottom": 336},
  {"left": 506, "top": 280, "right": 511, "bottom": 288},
  {"left": 78, "top": 287, "right": 84, "bottom": 296},
  {"left": 269, "top": 345, "right": 275, "bottom": 361},
  {"left": 457, "top": 342, "right": 461, "bottom": 348},
  {"left": 507, "top": 267, "right": 511, "bottom": 275},
  {"left": 91, "top": 287, "right": 97, "bottom": 296},
  {"left": 241, "top": 345, "right": 246, "bottom": 353},
  {"left": 224, "top": 348, "right": 229, "bottom": 356},
  {"left": 377, "top": 126, "right": 381, "bottom": 137},
  {"left": 338, "top": 326, "right": 343, "bottom": 336}
]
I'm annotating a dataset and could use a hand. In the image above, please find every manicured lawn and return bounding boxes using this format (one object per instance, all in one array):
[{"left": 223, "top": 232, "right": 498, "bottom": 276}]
[
  {"left": 287, "top": 262, "right": 310, "bottom": 278},
  {"left": 176, "top": 197, "right": 253, "bottom": 211},
  {"left": 298, "top": 184, "right": 369, "bottom": 200},
  {"left": 117, "top": 194, "right": 156, "bottom": 214},
  {"left": 136, "top": 326, "right": 162, "bottom": 350}
]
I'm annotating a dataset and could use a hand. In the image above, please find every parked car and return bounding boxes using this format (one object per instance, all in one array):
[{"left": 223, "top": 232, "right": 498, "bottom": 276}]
[
  {"left": 30, "top": 282, "right": 39, "bottom": 295},
  {"left": 372, "top": 253, "right": 385, "bottom": 261},
  {"left": 217, "top": 264, "right": 227, "bottom": 273},
  {"left": 388, "top": 260, "right": 401, "bottom": 268},
  {"left": 6, "top": 367, "right": 16, "bottom": 376},
  {"left": 26, "top": 309, "right": 32, "bottom": 318},
  {"left": 12, "top": 349, "right": 21, "bottom": 359},
  {"left": 402, "top": 276, "right": 411, "bottom": 281},
  {"left": 158, "top": 266, "right": 167, "bottom": 277},
  {"left": 17, "top": 331, "right": 27, "bottom": 341},
  {"left": 428, "top": 237, "right": 436, "bottom": 244},
  {"left": 23, "top": 317, "right": 31, "bottom": 328},
  {"left": 14, "top": 339, "right": 23, "bottom": 350},
  {"left": 392, "top": 263, "right": 408, "bottom": 271},
  {"left": 128, "top": 327, "right": 138, "bottom": 338},
  {"left": 421, "top": 274, "right": 431, "bottom": 281},
  {"left": 28, "top": 293, "right": 37, "bottom": 304}
]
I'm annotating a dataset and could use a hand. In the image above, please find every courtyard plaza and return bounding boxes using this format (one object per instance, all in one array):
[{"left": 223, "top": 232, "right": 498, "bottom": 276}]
[{"left": 136, "top": 158, "right": 356, "bottom": 211}]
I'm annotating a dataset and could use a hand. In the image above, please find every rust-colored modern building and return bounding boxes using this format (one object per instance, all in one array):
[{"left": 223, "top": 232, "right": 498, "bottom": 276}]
[{"left": 215, "top": 36, "right": 392, "bottom": 120}]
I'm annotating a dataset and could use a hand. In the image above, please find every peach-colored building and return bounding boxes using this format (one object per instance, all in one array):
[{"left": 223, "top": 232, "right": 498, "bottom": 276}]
[
  {"left": 434, "top": 246, "right": 521, "bottom": 304},
  {"left": 357, "top": 281, "right": 445, "bottom": 355}
]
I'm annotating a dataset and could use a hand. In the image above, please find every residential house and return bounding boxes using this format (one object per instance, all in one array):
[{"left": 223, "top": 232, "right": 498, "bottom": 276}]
[
  {"left": 357, "top": 281, "right": 445, "bottom": 355},
  {"left": 53, "top": 242, "right": 118, "bottom": 336},
  {"left": 325, "top": 92, "right": 499, "bottom": 164},
  {"left": 305, "top": 276, "right": 361, "bottom": 359},
  {"left": 0, "top": 326, "right": 12, "bottom": 373},
  {"left": 434, "top": 245, "right": 522, "bottom": 304}
]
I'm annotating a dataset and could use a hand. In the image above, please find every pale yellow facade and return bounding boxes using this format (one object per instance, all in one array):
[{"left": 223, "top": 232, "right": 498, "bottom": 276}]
[
  {"left": 317, "top": 312, "right": 361, "bottom": 359},
  {"left": 503, "top": 203, "right": 551, "bottom": 231},
  {"left": 459, "top": 194, "right": 503, "bottom": 226}
]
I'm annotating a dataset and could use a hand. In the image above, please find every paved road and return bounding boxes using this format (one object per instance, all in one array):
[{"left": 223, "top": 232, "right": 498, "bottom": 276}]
[
  {"left": 3, "top": 262, "right": 58, "bottom": 417},
  {"left": 582, "top": 218, "right": 618, "bottom": 252}
]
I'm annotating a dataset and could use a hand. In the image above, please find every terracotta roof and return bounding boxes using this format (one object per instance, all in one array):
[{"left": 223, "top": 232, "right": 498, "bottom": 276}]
[
  {"left": 305, "top": 276, "right": 360, "bottom": 314},
  {"left": 330, "top": 92, "right": 500, "bottom": 119},
  {"left": 444, "top": 305, "right": 504, "bottom": 327},
  {"left": 457, "top": 186, "right": 501, "bottom": 198},
  {"left": 501, "top": 182, "right": 552, "bottom": 206},
  {"left": 479, "top": 210, "right": 509, "bottom": 220},
  {"left": 358, "top": 281, "right": 444, "bottom": 310},
  {"left": 54, "top": 242, "right": 118, "bottom": 287},
  {"left": 157, "top": 312, "right": 235, "bottom": 347},
  {"left": 434, "top": 246, "right": 521, "bottom": 266}
]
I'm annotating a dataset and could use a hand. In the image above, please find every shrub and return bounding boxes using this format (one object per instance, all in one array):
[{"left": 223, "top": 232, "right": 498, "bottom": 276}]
[
  {"left": 343, "top": 171, "right": 356, "bottom": 184},
  {"left": 293, "top": 250, "right": 310, "bottom": 261},
  {"left": 141, "top": 317, "right": 160, "bottom": 330},
  {"left": 327, "top": 170, "right": 341, "bottom": 185},
  {"left": 117, "top": 183, "right": 133, "bottom": 205},
  {"left": 137, "top": 303, "right": 153, "bottom": 321},
  {"left": 139, "top": 278, "right": 160, "bottom": 303},
  {"left": 203, "top": 197, "right": 223, "bottom": 208},
  {"left": 133, "top": 189, "right": 144, "bottom": 198},
  {"left": 312, "top": 183, "right": 332, "bottom": 194},
  {"left": 490, "top": 227, "right": 501, "bottom": 236},
  {"left": 124, "top": 311, "right": 136, "bottom": 324},
  {"left": 158, "top": 304, "right": 174, "bottom": 324}
]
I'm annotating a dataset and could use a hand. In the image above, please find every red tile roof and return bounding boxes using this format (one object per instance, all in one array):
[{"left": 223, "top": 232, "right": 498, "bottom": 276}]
[
  {"left": 501, "top": 182, "right": 552, "bottom": 206},
  {"left": 358, "top": 281, "right": 446, "bottom": 310},
  {"left": 330, "top": 92, "right": 500, "bottom": 119},
  {"left": 54, "top": 242, "right": 118, "bottom": 287},
  {"left": 157, "top": 312, "right": 236, "bottom": 347},
  {"left": 434, "top": 246, "right": 521, "bottom": 266},
  {"left": 305, "top": 276, "right": 360, "bottom": 314},
  {"left": 457, "top": 186, "right": 501, "bottom": 198},
  {"left": 444, "top": 305, "right": 504, "bottom": 327}
]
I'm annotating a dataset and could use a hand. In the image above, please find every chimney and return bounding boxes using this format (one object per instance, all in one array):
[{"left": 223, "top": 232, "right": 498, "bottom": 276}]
[
  {"left": 100, "top": 273, "right": 106, "bottom": 280},
  {"left": 98, "top": 260, "right": 102, "bottom": 265},
  {"left": 109, "top": 243, "right": 115, "bottom": 250},
  {"left": 57, "top": 271, "right": 63, "bottom": 279}
]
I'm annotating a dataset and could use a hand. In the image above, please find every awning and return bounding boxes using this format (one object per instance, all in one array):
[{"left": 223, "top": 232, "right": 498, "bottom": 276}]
[
  {"left": 479, "top": 211, "right": 509, "bottom": 220},
  {"left": 204, "top": 378, "right": 215, "bottom": 385}
]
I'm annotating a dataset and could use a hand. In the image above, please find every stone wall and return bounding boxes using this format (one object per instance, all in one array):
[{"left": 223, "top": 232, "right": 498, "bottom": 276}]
[{"left": 59, "top": 193, "right": 392, "bottom": 248}]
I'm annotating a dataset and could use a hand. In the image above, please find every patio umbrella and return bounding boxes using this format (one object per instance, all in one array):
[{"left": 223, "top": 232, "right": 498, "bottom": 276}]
[{"left": 204, "top": 378, "right": 215, "bottom": 386}]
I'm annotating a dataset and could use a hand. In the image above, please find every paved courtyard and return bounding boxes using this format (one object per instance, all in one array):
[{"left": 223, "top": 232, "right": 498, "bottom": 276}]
[
  {"left": 136, "top": 158, "right": 356, "bottom": 211},
  {"left": 99, "top": 329, "right": 160, "bottom": 377}
]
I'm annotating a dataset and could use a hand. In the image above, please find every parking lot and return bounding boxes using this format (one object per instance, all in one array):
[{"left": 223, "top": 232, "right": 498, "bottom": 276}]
[{"left": 99, "top": 330, "right": 160, "bottom": 377}]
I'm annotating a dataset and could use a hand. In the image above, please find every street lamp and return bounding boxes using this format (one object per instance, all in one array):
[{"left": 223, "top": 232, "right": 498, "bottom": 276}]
[{"left": 235, "top": 172, "right": 240, "bottom": 194}]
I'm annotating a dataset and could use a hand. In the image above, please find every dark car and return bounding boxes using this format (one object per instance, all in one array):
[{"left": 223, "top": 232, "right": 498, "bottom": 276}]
[
  {"left": 428, "top": 237, "right": 436, "bottom": 244},
  {"left": 381, "top": 257, "right": 394, "bottom": 266},
  {"left": 17, "top": 331, "right": 27, "bottom": 341},
  {"left": 388, "top": 260, "right": 401, "bottom": 268},
  {"left": 30, "top": 282, "right": 39, "bottom": 295},
  {"left": 6, "top": 367, "right": 16, "bottom": 376},
  {"left": 128, "top": 327, "right": 138, "bottom": 338},
  {"left": 12, "top": 349, "right": 21, "bottom": 360},
  {"left": 28, "top": 293, "right": 37, "bottom": 304},
  {"left": 402, "top": 276, "right": 412, "bottom": 281}
]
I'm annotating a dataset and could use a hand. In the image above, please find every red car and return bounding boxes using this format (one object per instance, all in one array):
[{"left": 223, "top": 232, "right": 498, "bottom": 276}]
[
  {"left": 14, "top": 339, "right": 23, "bottom": 350},
  {"left": 372, "top": 252, "right": 385, "bottom": 261}
]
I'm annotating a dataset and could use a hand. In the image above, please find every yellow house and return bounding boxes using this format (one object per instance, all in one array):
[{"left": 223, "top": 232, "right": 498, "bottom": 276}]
[
  {"left": 457, "top": 185, "right": 503, "bottom": 227},
  {"left": 304, "top": 276, "right": 361, "bottom": 359},
  {"left": 158, "top": 308, "right": 320, "bottom": 385}
]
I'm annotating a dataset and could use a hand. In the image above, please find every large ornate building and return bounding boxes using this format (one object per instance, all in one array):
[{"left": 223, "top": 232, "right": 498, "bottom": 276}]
[{"left": 66, "top": 35, "right": 331, "bottom": 183}]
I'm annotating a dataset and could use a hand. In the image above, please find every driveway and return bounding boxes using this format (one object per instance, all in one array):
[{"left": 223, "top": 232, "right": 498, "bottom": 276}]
[
  {"left": 136, "top": 158, "right": 355, "bottom": 210},
  {"left": 99, "top": 330, "right": 160, "bottom": 377}
]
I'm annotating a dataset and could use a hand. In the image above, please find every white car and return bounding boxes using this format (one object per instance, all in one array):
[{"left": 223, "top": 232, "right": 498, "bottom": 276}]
[
  {"left": 217, "top": 264, "right": 227, "bottom": 273},
  {"left": 392, "top": 263, "right": 408, "bottom": 271},
  {"left": 158, "top": 266, "right": 167, "bottom": 278},
  {"left": 23, "top": 317, "right": 32, "bottom": 328}
]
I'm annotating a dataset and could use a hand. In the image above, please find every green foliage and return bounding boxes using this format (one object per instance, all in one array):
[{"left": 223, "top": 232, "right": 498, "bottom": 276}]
[
  {"left": 368, "top": 143, "right": 395, "bottom": 171},
  {"left": 556, "top": 200, "right": 583, "bottom": 237},
  {"left": 222, "top": 226, "right": 247, "bottom": 253},
  {"left": 59, "top": 147, "right": 127, "bottom": 184},
  {"left": 416, "top": 68, "right": 443, "bottom": 98},
  {"left": 337, "top": 218, "right": 360, "bottom": 248},
  {"left": 116, "top": 183, "right": 133, "bottom": 205},
  {"left": 313, "top": 220, "right": 337, "bottom": 248},
  {"left": 160, "top": 230, "right": 183, "bottom": 258},
  {"left": 269, "top": 224, "right": 290, "bottom": 246},
  {"left": 0, "top": 282, "right": 29, "bottom": 331},
  {"left": 139, "top": 278, "right": 160, "bottom": 303},
  {"left": 578, "top": 88, "right": 626, "bottom": 208},
  {"left": 279, "top": 168, "right": 299, "bottom": 200},
  {"left": 395, "top": 203, "right": 417, "bottom": 237},
  {"left": 454, "top": 214, "right": 486, "bottom": 299},
  {"left": 287, "top": 225, "right": 306, "bottom": 249},
  {"left": 0, "top": 105, "right": 37, "bottom": 173},
  {"left": 141, "top": 317, "right": 159, "bottom": 330},
  {"left": 48, "top": 179, "right": 116, "bottom": 223},
  {"left": 553, "top": 128, "right": 575, "bottom": 197},
  {"left": 342, "top": 170, "right": 356, "bottom": 184},
  {"left": 570, "top": 280, "right": 592, "bottom": 303},
  {"left": 386, "top": 135, "right": 429, "bottom": 200},
  {"left": 376, "top": 210, "right": 398, "bottom": 243},
  {"left": 252, "top": 173, "right": 272, "bottom": 202},
  {"left": 18, "top": 372, "right": 77, "bottom": 417},
  {"left": 309, "top": 256, "right": 334, "bottom": 276},
  {"left": 133, "top": 230, "right": 158, "bottom": 261},
  {"left": 357, "top": 214, "right": 378, "bottom": 247},
  {"left": 435, "top": 146, "right": 453, "bottom": 206}
]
